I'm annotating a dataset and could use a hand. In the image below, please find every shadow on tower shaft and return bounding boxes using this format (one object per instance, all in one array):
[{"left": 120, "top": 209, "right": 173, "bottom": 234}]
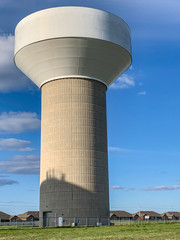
[{"left": 40, "top": 171, "right": 109, "bottom": 226}]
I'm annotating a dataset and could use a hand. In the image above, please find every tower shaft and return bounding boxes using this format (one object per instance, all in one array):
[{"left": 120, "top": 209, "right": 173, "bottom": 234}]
[{"left": 40, "top": 78, "right": 109, "bottom": 226}]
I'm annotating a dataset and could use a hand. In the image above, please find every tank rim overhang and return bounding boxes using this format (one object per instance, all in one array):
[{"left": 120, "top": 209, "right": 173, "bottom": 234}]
[
  {"left": 15, "top": 6, "right": 131, "bottom": 35},
  {"left": 14, "top": 6, "right": 132, "bottom": 88}
]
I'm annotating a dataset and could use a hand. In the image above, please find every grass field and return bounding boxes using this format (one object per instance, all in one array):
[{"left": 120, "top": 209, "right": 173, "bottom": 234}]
[{"left": 1, "top": 223, "right": 180, "bottom": 240}]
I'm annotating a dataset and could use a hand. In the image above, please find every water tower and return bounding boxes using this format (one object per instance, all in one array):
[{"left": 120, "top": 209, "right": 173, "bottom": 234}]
[{"left": 14, "top": 7, "right": 131, "bottom": 226}]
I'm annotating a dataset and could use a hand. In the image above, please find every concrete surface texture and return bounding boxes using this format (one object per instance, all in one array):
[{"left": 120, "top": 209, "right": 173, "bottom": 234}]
[{"left": 40, "top": 78, "right": 109, "bottom": 226}]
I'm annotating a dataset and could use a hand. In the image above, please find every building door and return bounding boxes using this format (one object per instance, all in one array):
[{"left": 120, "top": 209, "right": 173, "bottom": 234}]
[
  {"left": 43, "top": 212, "right": 47, "bottom": 227},
  {"left": 43, "top": 212, "right": 53, "bottom": 227}
]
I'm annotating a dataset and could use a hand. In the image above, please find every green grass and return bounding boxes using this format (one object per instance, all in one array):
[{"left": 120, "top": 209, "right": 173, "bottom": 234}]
[{"left": 1, "top": 223, "right": 180, "bottom": 240}]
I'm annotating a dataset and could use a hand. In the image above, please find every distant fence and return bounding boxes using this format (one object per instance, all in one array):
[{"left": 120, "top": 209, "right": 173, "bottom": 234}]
[
  {"left": 0, "top": 221, "right": 39, "bottom": 227},
  {"left": 110, "top": 219, "right": 180, "bottom": 225},
  {"left": 1, "top": 219, "right": 180, "bottom": 228},
  {"left": 0, "top": 217, "right": 109, "bottom": 227},
  {"left": 40, "top": 217, "right": 109, "bottom": 227}
]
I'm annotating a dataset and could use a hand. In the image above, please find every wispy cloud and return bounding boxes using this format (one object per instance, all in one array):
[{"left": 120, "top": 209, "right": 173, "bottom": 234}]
[
  {"left": 108, "top": 147, "right": 126, "bottom": 153},
  {"left": 0, "top": 155, "right": 40, "bottom": 174},
  {"left": 110, "top": 185, "right": 136, "bottom": 191},
  {"left": 0, "top": 179, "right": 18, "bottom": 187},
  {"left": 0, "top": 35, "right": 35, "bottom": 92},
  {"left": 109, "top": 74, "right": 135, "bottom": 90},
  {"left": 138, "top": 91, "right": 146, "bottom": 95},
  {"left": 129, "top": 66, "right": 134, "bottom": 70},
  {"left": 0, "top": 112, "right": 40, "bottom": 134},
  {"left": 110, "top": 185, "right": 125, "bottom": 190},
  {"left": 141, "top": 185, "right": 180, "bottom": 191},
  {"left": 28, "top": 189, "right": 37, "bottom": 192},
  {"left": 109, "top": 147, "right": 180, "bottom": 158},
  {"left": 131, "top": 0, "right": 180, "bottom": 25},
  {"left": 128, "top": 188, "right": 136, "bottom": 191},
  {"left": 116, "top": 0, "right": 180, "bottom": 41},
  {"left": 0, "top": 138, "right": 34, "bottom": 151}
]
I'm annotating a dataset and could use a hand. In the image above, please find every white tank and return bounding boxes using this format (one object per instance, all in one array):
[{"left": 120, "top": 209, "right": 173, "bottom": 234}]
[{"left": 14, "top": 6, "right": 132, "bottom": 88}]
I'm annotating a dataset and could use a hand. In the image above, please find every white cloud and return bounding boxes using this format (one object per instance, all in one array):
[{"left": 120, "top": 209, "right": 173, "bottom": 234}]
[
  {"left": 110, "top": 185, "right": 125, "bottom": 190},
  {"left": 0, "top": 155, "right": 40, "bottom": 175},
  {"left": 0, "top": 35, "right": 35, "bottom": 92},
  {"left": 0, "top": 112, "right": 40, "bottom": 134},
  {"left": 108, "top": 147, "right": 126, "bottom": 153},
  {"left": 0, "top": 138, "right": 34, "bottom": 151},
  {"left": 141, "top": 185, "right": 180, "bottom": 191},
  {"left": 109, "top": 74, "right": 135, "bottom": 90},
  {"left": 0, "top": 35, "right": 14, "bottom": 66},
  {"left": 138, "top": 91, "right": 146, "bottom": 95},
  {"left": 0, "top": 179, "right": 18, "bottom": 187}
]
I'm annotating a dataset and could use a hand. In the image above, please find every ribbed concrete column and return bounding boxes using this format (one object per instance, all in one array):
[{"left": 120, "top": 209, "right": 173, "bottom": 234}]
[{"left": 40, "top": 78, "right": 109, "bottom": 226}]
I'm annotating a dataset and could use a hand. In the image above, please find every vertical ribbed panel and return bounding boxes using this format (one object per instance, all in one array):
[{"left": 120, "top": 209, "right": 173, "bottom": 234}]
[{"left": 40, "top": 78, "right": 109, "bottom": 226}]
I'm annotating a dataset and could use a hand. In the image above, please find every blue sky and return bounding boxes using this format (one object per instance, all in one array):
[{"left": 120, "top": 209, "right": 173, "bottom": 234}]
[{"left": 0, "top": 0, "right": 180, "bottom": 215}]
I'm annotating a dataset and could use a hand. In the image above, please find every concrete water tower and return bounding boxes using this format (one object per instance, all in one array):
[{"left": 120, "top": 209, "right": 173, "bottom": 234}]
[{"left": 14, "top": 7, "right": 131, "bottom": 226}]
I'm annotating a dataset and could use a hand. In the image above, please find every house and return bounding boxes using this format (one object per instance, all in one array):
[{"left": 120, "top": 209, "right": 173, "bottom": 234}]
[
  {"left": 132, "top": 211, "right": 162, "bottom": 221},
  {"left": 9, "top": 215, "right": 21, "bottom": 222},
  {"left": 161, "top": 213, "right": 169, "bottom": 220},
  {"left": 110, "top": 211, "right": 133, "bottom": 221},
  {"left": 0, "top": 211, "right": 10, "bottom": 222},
  {"left": 18, "top": 211, "right": 39, "bottom": 221},
  {"left": 161, "top": 212, "right": 180, "bottom": 220}
]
